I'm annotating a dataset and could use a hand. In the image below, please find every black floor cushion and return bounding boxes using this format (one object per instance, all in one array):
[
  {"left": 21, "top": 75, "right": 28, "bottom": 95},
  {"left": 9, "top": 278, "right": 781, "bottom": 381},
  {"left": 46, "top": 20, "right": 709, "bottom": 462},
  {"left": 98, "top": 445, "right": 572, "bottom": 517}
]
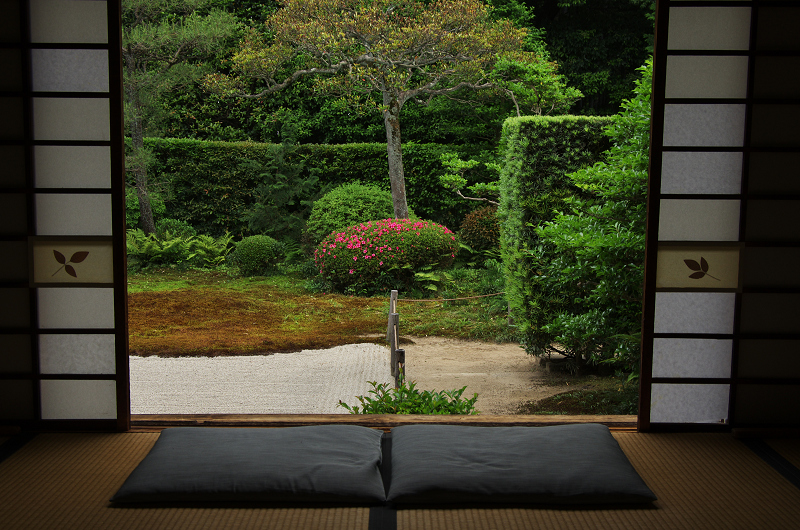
[
  {"left": 386, "top": 423, "right": 657, "bottom": 505},
  {"left": 111, "top": 425, "right": 386, "bottom": 504}
]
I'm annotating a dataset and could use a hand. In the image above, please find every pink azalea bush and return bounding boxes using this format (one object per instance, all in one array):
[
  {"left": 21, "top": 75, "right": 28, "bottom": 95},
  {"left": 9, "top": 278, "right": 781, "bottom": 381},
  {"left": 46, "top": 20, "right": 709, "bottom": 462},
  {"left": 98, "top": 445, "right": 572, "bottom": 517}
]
[{"left": 314, "top": 218, "right": 458, "bottom": 292}]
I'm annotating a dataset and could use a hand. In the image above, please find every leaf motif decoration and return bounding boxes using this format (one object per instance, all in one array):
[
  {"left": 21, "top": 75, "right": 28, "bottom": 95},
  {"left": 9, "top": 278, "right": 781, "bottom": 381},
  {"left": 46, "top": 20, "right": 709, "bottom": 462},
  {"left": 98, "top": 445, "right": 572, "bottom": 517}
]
[
  {"left": 70, "top": 251, "right": 90, "bottom": 263},
  {"left": 54, "top": 250, "right": 66, "bottom": 265},
  {"left": 65, "top": 265, "right": 77, "bottom": 278},
  {"left": 700, "top": 257, "right": 709, "bottom": 273},
  {"left": 684, "top": 259, "right": 702, "bottom": 271},
  {"left": 689, "top": 271, "right": 705, "bottom": 279}
]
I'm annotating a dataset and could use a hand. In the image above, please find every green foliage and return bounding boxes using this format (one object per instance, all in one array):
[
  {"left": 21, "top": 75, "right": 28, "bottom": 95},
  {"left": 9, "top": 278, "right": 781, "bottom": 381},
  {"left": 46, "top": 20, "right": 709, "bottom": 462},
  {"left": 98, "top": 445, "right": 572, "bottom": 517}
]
[
  {"left": 140, "top": 138, "right": 488, "bottom": 235},
  {"left": 439, "top": 151, "right": 501, "bottom": 204},
  {"left": 231, "top": 235, "right": 284, "bottom": 276},
  {"left": 122, "top": 0, "right": 241, "bottom": 233},
  {"left": 314, "top": 218, "right": 457, "bottom": 295},
  {"left": 459, "top": 205, "right": 500, "bottom": 253},
  {"left": 490, "top": 51, "right": 583, "bottom": 116},
  {"left": 497, "top": 115, "right": 613, "bottom": 362},
  {"left": 155, "top": 218, "right": 197, "bottom": 238},
  {"left": 126, "top": 229, "right": 234, "bottom": 270},
  {"left": 306, "top": 183, "right": 400, "bottom": 248},
  {"left": 126, "top": 188, "right": 166, "bottom": 229},
  {"left": 526, "top": 0, "right": 654, "bottom": 114},
  {"left": 338, "top": 377, "right": 479, "bottom": 414},
  {"left": 239, "top": 124, "right": 324, "bottom": 242},
  {"left": 527, "top": 59, "right": 653, "bottom": 375}
]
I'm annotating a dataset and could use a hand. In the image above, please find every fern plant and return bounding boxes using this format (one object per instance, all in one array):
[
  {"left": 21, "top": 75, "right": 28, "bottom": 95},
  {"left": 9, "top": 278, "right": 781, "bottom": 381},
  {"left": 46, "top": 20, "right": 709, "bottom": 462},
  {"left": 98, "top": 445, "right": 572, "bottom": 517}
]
[{"left": 126, "top": 229, "right": 233, "bottom": 270}]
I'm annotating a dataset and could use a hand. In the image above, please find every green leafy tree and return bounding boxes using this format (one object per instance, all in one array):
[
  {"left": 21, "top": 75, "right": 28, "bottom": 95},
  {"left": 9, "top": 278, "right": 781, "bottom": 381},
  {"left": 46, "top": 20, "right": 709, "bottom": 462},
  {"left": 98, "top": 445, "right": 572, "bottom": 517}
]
[
  {"left": 206, "top": 0, "right": 538, "bottom": 219},
  {"left": 528, "top": 58, "right": 652, "bottom": 375},
  {"left": 123, "top": 0, "right": 239, "bottom": 233}
]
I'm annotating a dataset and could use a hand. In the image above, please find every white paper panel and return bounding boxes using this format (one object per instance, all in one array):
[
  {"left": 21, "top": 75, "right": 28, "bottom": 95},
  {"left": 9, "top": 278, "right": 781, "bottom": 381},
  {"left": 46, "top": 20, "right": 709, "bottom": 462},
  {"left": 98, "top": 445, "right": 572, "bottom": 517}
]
[
  {"left": 653, "top": 292, "right": 736, "bottom": 334},
  {"left": 35, "top": 194, "right": 112, "bottom": 236},
  {"left": 651, "top": 383, "right": 730, "bottom": 423},
  {"left": 667, "top": 7, "right": 751, "bottom": 50},
  {"left": 665, "top": 56, "right": 749, "bottom": 99},
  {"left": 658, "top": 199, "right": 741, "bottom": 241},
  {"left": 31, "top": 49, "right": 108, "bottom": 92},
  {"left": 37, "top": 287, "right": 114, "bottom": 329},
  {"left": 32, "top": 98, "right": 109, "bottom": 141},
  {"left": 39, "top": 334, "right": 115, "bottom": 374},
  {"left": 34, "top": 146, "right": 111, "bottom": 188},
  {"left": 40, "top": 379, "right": 116, "bottom": 419},
  {"left": 652, "top": 338, "right": 732, "bottom": 378},
  {"left": 29, "top": 0, "right": 108, "bottom": 44},
  {"left": 663, "top": 104, "right": 746, "bottom": 147},
  {"left": 660, "top": 152, "right": 743, "bottom": 195}
]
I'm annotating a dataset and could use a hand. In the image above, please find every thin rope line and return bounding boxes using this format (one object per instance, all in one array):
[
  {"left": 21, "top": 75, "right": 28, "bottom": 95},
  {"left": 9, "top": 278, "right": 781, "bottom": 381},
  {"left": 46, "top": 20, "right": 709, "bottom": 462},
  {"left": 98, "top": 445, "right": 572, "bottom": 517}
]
[{"left": 398, "top": 292, "right": 505, "bottom": 302}]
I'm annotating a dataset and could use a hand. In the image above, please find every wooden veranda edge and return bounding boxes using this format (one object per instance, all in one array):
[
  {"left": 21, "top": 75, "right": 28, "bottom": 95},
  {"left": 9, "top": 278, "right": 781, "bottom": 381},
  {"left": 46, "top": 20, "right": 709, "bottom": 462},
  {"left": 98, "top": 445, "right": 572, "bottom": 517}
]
[{"left": 130, "top": 414, "right": 638, "bottom": 432}]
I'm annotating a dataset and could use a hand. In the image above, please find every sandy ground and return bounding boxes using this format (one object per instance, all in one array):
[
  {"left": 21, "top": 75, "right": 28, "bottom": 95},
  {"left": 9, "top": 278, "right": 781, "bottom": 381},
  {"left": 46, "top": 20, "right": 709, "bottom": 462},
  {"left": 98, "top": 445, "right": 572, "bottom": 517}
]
[
  {"left": 129, "top": 337, "right": 564, "bottom": 415},
  {"left": 403, "top": 336, "right": 558, "bottom": 414}
]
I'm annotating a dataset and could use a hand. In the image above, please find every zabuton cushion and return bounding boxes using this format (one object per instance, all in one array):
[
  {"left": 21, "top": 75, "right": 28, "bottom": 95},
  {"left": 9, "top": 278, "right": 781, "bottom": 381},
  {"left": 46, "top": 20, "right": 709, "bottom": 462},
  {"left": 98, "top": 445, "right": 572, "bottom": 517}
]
[
  {"left": 111, "top": 425, "right": 386, "bottom": 504},
  {"left": 386, "top": 423, "right": 656, "bottom": 505}
]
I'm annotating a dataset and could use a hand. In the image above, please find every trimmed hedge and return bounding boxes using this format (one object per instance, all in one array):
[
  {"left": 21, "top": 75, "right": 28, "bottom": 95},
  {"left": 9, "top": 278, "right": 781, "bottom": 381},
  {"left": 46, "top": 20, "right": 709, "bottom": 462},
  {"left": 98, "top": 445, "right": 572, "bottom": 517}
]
[
  {"left": 137, "top": 138, "right": 487, "bottom": 237},
  {"left": 497, "top": 115, "right": 613, "bottom": 352}
]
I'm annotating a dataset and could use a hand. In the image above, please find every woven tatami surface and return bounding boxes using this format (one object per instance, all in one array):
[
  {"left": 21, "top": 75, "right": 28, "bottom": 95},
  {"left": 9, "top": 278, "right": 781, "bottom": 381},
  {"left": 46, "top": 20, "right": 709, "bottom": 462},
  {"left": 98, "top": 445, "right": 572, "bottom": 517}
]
[{"left": 1, "top": 431, "right": 799, "bottom": 529}]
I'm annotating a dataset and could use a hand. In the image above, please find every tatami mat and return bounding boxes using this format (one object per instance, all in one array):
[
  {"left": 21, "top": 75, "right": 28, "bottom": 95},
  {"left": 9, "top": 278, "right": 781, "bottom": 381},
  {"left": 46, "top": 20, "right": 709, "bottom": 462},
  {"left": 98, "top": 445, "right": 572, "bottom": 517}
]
[
  {"left": 0, "top": 433, "right": 369, "bottom": 530},
  {"left": 1, "top": 431, "right": 799, "bottom": 529},
  {"left": 767, "top": 438, "right": 800, "bottom": 471},
  {"left": 396, "top": 434, "right": 800, "bottom": 530}
]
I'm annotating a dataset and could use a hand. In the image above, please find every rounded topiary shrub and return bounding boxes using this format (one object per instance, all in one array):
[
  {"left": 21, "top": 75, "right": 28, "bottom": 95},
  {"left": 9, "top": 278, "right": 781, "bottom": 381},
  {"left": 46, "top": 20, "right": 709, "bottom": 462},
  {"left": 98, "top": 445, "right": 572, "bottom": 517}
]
[
  {"left": 459, "top": 205, "right": 500, "bottom": 252},
  {"left": 314, "top": 218, "right": 457, "bottom": 292},
  {"left": 305, "top": 183, "right": 413, "bottom": 247},
  {"left": 232, "top": 235, "right": 283, "bottom": 276}
]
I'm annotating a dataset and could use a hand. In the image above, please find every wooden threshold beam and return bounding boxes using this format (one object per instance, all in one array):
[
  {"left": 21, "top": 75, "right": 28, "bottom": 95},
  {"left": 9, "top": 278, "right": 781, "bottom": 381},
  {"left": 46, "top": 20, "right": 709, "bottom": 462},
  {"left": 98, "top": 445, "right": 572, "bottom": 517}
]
[{"left": 130, "top": 414, "right": 637, "bottom": 432}]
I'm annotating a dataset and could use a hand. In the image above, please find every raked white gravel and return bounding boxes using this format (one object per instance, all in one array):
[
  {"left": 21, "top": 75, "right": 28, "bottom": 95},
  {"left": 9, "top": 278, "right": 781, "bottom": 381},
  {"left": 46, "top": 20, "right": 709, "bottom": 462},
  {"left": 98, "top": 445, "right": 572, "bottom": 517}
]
[{"left": 129, "top": 343, "right": 393, "bottom": 414}]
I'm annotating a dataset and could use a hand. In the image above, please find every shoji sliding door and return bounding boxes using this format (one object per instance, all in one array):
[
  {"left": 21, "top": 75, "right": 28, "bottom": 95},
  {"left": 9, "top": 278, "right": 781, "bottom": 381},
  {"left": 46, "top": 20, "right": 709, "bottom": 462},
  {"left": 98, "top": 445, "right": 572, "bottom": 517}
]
[
  {"left": 0, "top": 0, "right": 128, "bottom": 431},
  {"left": 642, "top": 0, "right": 800, "bottom": 431}
]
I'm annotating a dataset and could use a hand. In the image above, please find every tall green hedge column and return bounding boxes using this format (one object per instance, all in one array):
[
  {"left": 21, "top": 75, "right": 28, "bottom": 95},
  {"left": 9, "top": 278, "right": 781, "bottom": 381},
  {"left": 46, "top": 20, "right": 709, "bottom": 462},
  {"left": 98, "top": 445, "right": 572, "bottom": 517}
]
[{"left": 498, "top": 115, "right": 613, "bottom": 357}]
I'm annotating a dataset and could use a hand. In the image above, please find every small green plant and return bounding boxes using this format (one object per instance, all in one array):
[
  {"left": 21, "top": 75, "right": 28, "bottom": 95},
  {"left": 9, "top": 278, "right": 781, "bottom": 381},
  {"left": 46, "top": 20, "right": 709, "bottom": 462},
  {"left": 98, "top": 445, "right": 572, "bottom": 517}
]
[
  {"left": 305, "top": 183, "right": 414, "bottom": 247},
  {"left": 338, "top": 376, "right": 479, "bottom": 414},
  {"left": 231, "top": 235, "right": 284, "bottom": 276},
  {"left": 314, "top": 218, "right": 457, "bottom": 294}
]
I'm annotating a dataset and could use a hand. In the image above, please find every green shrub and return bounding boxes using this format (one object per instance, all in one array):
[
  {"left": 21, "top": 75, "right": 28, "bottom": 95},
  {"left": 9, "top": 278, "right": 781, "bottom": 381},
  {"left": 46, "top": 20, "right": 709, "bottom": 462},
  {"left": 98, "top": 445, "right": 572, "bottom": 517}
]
[
  {"left": 528, "top": 59, "right": 653, "bottom": 375},
  {"left": 314, "top": 218, "right": 457, "bottom": 294},
  {"left": 459, "top": 205, "right": 500, "bottom": 252},
  {"left": 126, "top": 229, "right": 233, "bottom": 270},
  {"left": 305, "top": 183, "right": 405, "bottom": 247},
  {"left": 231, "top": 235, "right": 284, "bottom": 276},
  {"left": 338, "top": 378, "right": 478, "bottom": 414},
  {"left": 156, "top": 218, "right": 196, "bottom": 239}
]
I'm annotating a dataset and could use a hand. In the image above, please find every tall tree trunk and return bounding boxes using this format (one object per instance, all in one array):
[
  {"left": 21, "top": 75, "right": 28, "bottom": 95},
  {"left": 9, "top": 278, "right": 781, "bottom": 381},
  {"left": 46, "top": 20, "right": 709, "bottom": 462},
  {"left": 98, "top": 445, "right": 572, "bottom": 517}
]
[
  {"left": 382, "top": 95, "right": 409, "bottom": 219},
  {"left": 127, "top": 80, "right": 156, "bottom": 234}
]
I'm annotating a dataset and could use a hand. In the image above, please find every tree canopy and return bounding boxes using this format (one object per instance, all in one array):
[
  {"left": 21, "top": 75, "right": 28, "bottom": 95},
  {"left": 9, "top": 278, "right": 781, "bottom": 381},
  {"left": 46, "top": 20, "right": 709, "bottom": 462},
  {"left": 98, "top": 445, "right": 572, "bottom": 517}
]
[{"left": 206, "top": 0, "right": 558, "bottom": 219}]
